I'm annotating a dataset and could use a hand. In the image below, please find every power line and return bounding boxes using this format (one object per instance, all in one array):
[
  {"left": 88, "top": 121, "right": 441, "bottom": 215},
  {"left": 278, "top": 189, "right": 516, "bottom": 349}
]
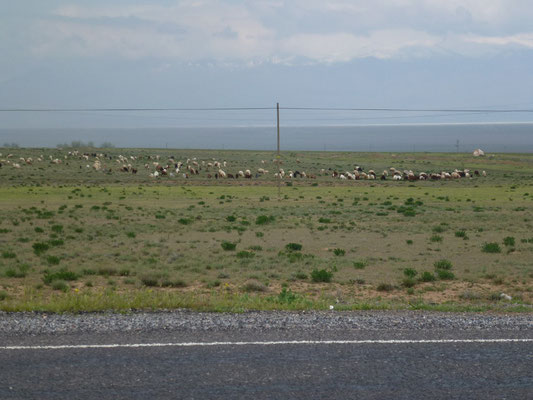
[
  {"left": 1, "top": 106, "right": 533, "bottom": 113},
  {"left": 0, "top": 107, "right": 275, "bottom": 112},
  {"left": 282, "top": 107, "right": 533, "bottom": 113}
]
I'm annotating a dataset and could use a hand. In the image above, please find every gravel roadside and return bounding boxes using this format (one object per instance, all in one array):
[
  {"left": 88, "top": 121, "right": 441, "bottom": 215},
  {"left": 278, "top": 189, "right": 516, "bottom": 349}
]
[{"left": 0, "top": 310, "right": 531, "bottom": 336}]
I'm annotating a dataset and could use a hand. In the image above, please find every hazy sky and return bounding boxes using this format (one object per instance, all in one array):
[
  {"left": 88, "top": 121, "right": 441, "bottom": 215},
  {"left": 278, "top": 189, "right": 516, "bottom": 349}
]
[{"left": 1, "top": 0, "right": 533, "bottom": 128}]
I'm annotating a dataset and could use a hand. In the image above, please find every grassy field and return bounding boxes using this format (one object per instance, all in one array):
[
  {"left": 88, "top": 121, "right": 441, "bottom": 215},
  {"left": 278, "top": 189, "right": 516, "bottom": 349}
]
[{"left": 1, "top": 147, "right": 532, "bottom": 312}]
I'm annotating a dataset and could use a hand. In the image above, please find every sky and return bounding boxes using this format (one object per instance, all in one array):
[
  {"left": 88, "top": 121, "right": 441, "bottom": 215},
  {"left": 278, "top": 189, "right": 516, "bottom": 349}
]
[{"left": 1, "top": 0, "right": 533, "bottom": 129}]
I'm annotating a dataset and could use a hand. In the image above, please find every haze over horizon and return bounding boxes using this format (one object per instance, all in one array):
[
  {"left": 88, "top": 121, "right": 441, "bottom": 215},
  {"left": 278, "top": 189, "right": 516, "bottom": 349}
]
[{"left": 1, "top": 1, "right": 533, "bottom": 130}]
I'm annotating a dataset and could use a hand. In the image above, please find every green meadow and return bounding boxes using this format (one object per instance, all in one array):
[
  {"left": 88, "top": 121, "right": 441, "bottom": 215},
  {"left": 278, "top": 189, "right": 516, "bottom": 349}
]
[{"left": 0, "top": 148, "right": 532, "bottom": 312}]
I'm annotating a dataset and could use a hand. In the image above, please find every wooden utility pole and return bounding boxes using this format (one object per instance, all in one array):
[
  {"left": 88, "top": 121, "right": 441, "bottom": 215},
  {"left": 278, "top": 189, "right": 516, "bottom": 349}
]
[{"left": 277, "top": 102, "right": 281, "bottom": 201}]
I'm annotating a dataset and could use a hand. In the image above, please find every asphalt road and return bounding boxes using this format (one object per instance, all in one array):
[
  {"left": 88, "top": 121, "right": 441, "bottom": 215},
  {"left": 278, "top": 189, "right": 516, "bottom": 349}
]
[{"left": 1, "top": 311, "right": 532, "bottom": 399}]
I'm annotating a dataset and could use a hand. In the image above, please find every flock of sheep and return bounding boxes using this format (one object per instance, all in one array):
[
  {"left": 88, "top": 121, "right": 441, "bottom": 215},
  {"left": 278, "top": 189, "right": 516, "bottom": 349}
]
[{"left": 0, "top": 150, "right": 487, "bottom": 182}]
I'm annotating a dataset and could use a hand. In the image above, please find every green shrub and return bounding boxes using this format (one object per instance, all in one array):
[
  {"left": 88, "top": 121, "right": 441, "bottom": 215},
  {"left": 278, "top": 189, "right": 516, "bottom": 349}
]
[
  {"left": 126, "top": 232, "right": 136, "bottom": 238},
  {"left": 434, "top": 259, "right": 453, "bottom": 270},
  {"left": 51, "top": 280, "right": 69, "bottom": 292},
  {"left": 49, "top": 239, "right": 64, "bottom": 247},
  {"left": 46, "top": 255, "right": 61, "bottom": 265},
  {"left": 0, "top": 290, "right": 7, "bottom": 301},
  {"left": 51, "top": 224, "right": 63, "bottom": 233},
  {"left": 406, "top": 239, "right": 413, "bottom": 245},
  {"left": 482, "top": 242, "right": 501, "bottom": 253},
  {"left": 32, "top": 242, "right": 50, "bottom": 255},
  {"left": 311, "top": 269, "right": 333, "bottom": 283},
  {"left": 437, "top": 269, "right": 455, "bottom": 280},
  {"left": 43, "top": 270, "right": 78, "bottom": 284},
  {"left": 419, "top": 271, "right": 436, "bottom": 282},
  {"left": 221, "top": 241, "right": 237, "bottom": 251},
  {"left": 34, "top": 227, "right": 44, "bottom": 233},
  {"left": 432, "top": 226, "right": 445, "bottom": 233},
  {"left": 430, "top": 235, "right": 443, "bottom": 243},
  {"left": 98, "top": 267, "right": 118, "bottom": 276},
  {"left": 161, "top": 279, "right": 187, "bottom": 288},
  {"left": 455, "top": 230, "right": 467, "bottom": 238},
  {"left": 333, "top": 248, "right": 345, "bottom": 256},
  {"left": 140, "top": 275, "right": 159, "bottom": 287},
  {"left": 402, "top": 277, "right": 417, "bottom": 288},
  {"left": 5, "top": 267, "right": 26, "bottom": 278},
  {"left": 294, "top": 271, "right": 308, "bottom": 280},
  {"left": 226, "top": 215, "right": 236, "bottom": 222},
  {"left": 277, "top": 288, "right": 298, "bottom": 304},
  {"left": 353, "top": 260, "right": 367, "bottom": 269},
  {"left": 255, "top": 232, "right": 264, "bottom": 238},
  {"left": 283, "top": 252, "right": 302, "bottom": 263},
  {"left": 236, "top": 251, "right": 255, "bottom": 259},
  {"left": 2, "top": 251, "right": 16, "bottom": 259},
  {"left": 404, "top": 209, "right": 416, "bottom": 217},
  {"left": 318, "top": 217, "right": 331, "bottom": 223},
  {"left": 82, "top": 269, "right": 97, "bottom": 276},
  {"left": 376, "top": 283, "right": 395, "bottom": 292},
  {"left": 178, "top": 218, "right": 192, "bottom": 225},
  {"left": 256, "top": 215, "right": 275, "bottom": 225},
  {"left": 285, "top": 243, "right": 303, "bottom": 251},
  {"left": 403, "top": 268, "right": 418, "bottom": 278},
  {"left": 503, "top": 236, "right": 515, "bottom": 247}
]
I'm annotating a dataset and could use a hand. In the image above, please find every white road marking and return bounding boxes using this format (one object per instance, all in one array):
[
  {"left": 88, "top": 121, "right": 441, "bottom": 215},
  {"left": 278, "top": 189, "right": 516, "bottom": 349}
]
[{"left": 1, "top": 338, "right": 532, "bottom": 351}]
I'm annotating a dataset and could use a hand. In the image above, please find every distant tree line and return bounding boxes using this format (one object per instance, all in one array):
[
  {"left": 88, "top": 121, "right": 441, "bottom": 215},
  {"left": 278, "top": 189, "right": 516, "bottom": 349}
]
[
  {"left": 56, "top": 141, "right": 115, "bottom": 148},
  {"left": 2, "top": 142, "right": 19, "bottom": 148}
]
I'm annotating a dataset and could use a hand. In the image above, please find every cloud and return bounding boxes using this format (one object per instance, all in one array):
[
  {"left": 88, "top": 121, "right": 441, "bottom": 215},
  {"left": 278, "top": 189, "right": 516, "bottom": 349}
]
[
  {"left": 464, "top": 33, "right": 533, "bottom": 48},
  {"left": 25, "top": 1, "right": 533, "bottom": 64},
  {"left": 282, "top": 30, "right": 440, "bottom": 62}
]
